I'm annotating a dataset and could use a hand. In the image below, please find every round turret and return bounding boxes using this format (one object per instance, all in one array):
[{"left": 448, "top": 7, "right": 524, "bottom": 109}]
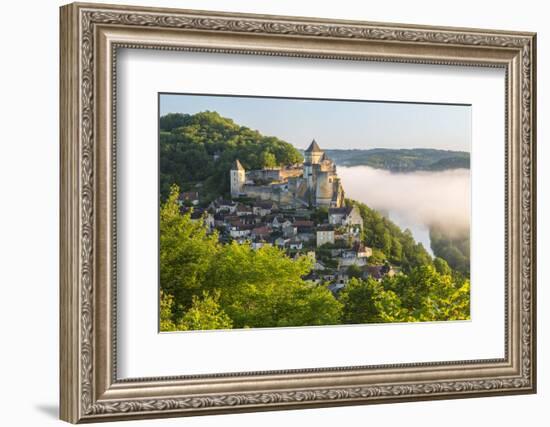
[{"left": 230, "top": 159, "right": 246, "bottom": 197}]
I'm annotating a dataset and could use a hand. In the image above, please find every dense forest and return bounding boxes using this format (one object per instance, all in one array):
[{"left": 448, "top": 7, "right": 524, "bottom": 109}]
[
  {"left": 160, "top": 187, "right": 470, "bottom": 330},
  {"left": 430, "top": 225, "right": 470, "bottom": 276},
  {"left": 159, "top": 112, "right": 303, "bottom": 201},
  {"left": 325, "top": 148, "right": 470, "bottom": 171}
]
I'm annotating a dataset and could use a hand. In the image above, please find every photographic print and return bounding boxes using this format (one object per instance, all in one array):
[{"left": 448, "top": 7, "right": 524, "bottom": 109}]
[{"left": 159, "top": 93, "right": 471, "bottom": 332}]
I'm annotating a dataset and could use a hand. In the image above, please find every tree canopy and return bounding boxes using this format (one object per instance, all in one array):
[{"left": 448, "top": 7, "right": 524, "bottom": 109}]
[
  {"left": 160, "top": 186, "right": 342, "bottom": 330},
  {"left": 159, "top": 111, "right": 303, "bottom": 201},
  {"left": 340, "top": 265, "right": 470, "bottom": 324},
  {"left": 430, "top": 225, "right": 470, "bottom": 276},
  {"left": 347, "top": 199, "right": 433, "bottom": 272}
]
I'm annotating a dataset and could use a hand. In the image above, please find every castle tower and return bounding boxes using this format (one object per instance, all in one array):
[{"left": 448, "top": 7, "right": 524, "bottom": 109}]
[
  {"left": 304, "top": 139, "right": 324, "bottom": 165},
  {"left": 315, "top": 171, "right": 333, "bottom": 207},
  {"left": 304, "top": 139, "right": 324, "bottom": 196},
  {"left": 230, "top": 159, "right": 246, "bottom": 198}
]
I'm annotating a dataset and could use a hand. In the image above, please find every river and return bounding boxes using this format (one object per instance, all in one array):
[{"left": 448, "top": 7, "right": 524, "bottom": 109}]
[{"left": 336, "top": 166, "right": 470, "bottom": 256}]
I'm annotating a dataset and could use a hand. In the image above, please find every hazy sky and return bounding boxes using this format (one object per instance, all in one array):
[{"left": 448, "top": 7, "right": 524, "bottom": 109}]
[{"left": 160, "top": 93, "right": 471, "bottom": 152}]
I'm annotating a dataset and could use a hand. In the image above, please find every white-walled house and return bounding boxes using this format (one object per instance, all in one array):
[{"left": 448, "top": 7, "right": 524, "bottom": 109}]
[
  {"left": 316, "top": 225, "right": 335, "bottom": 247},
  {"left": 328, "top": 206, "right": 363, "bottom": 228}
]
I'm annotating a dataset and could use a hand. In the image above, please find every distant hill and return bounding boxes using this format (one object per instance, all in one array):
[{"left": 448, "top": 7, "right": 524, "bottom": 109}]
[{"left": 324, "top": 148, "right": 470, "bottom": 172}]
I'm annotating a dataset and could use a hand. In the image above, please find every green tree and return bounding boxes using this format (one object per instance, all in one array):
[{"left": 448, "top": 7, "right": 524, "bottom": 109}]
[
  {"left": 159, "top": 112, "right": 303, "bottom": 201},
  {"left": 384, "top": 265, "right": 470, "bottom": 321},
  {"left": 260, "top": 151, "right": 277, "bottom": 168},
  {"left": 310, "top": 207, "right": 328, "bottom": 224},
  {"left": 177, "top": 290, "right": 233, "bottom": 331},
  {"left": 205, "top": 243, "right": 342, "bottom": 328},
  {"left": 340, "top": 266, "right": 470, "bottom": 324},
  {"left": 368, "top": 248, "right": 386, "bottom": 265},
  {"left": 390, "top": 237, "right": 403, "bottom": 263},
  {"left": 160, "top": 190, "right": 343, "bottom": 330},
  {"left": 430, "top": 225, "right": 470, "bottom": 277},
  {"left": 433, "top": 257, "right": 452, "bottom": 276},
  {"left": 160, "top": 185, "right": 219, "bottom": 319},
  {"left": 347, "top": 264, "right": 363, "bottom": 279},
  {"left": 339, "top": 278, "right": 407, "bottom": 324},
  {"left": 160, "top": 291, "right": 177, "bottom": 332}
]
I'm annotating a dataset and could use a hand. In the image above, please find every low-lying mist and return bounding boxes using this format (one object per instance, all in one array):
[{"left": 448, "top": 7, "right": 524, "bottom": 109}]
[{"left": 337, "top": 166, "right": 470, "bottom": 236}]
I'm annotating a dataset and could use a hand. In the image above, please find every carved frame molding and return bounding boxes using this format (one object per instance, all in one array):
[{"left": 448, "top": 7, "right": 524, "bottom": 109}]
[{"left": 60, "top": 2, "right": 536, "bottom": 423}]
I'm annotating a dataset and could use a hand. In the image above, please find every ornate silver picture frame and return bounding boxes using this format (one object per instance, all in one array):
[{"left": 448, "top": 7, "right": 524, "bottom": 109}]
[{"left": 60, "top": 2, "right": 536, "bottom": 423}]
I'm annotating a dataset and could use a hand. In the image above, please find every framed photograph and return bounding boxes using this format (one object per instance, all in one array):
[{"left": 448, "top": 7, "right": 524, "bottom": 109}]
[{"left": 60, "top": 2, "right": 537, "bottom": 423}]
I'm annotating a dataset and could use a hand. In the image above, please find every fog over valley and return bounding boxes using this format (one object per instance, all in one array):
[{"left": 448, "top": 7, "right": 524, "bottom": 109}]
[{"left": 337, "top": 166, "right": 470, "bottom": 252}]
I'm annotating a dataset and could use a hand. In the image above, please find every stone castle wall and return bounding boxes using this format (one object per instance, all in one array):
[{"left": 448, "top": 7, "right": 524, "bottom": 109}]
[{"left": 232, "top": 143, "right": 344, "bottom": 208}]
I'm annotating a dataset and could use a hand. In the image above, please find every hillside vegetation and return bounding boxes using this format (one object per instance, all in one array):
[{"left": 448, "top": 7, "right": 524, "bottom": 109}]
[
  {"left": 347, "top": 199, "right": 432, "bottom": 273},
  {"left": 161, "top": 187, "right": 470, "bottom": 330},
  {"left": 160, "top": 112, "right": 303, "bottom": 201},
  {"left": 430, "top": 226, "right": 470, "bottom": 276}
]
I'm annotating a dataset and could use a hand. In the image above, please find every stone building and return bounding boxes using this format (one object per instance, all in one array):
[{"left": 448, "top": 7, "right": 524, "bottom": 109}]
[
  {"left": 303, "top": 139, "right": 345, "bottom": 207},
  {"left": 328, "top": 206, "right": 363, "bottom": 228},
  {"left": 316, "top": 225, "right": 335, "bottom": 247},
  {"left": 230, "top": 159, "right": 246, "bottom": 197},
  {"left": 230, "top": 139, "right": 345, "bottom": 208}
]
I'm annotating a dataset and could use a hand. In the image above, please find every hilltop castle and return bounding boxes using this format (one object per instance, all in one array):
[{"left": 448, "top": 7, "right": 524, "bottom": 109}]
[{"left": 230, "top": 139, "right": 345, "bottom": 209}]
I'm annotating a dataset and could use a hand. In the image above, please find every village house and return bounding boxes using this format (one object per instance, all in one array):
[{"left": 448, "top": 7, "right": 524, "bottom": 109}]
[
  {"left": 304, "top": 270, "right": 321, "bottom": 284},
  {"left": 238, "top": 214, "right": 260, "bottom": 225},
  {"left": 180, "top": 207, "right": 215, "bottom": 231},
  {"left": 313, "top": 260, "right": 326, "bottom": 271},
  {"left": 235, "top": 203, "right": 253, "bottom": 217},
  {"left": 336, "top": 270, "right": 349, "bottom": 284},
  {"left": 252, "top": 200, "right": 277, "bottom": 217},
  {"left": 339, "top": 250, "right": 368, "bottom": 267},
  {"left": 204, "top": 213, "right": 215, "bottom": 231},
  {"left": 293, "top": 219, "right": 314, "bottom": 233},
  {"left": 229, "top": 223, "right": 254, "bottom": 239},
  {"left": 289, "top": 238, "right": 303, "bottom": 250},
  {"left": 178, "top": 191, "right": 200, "bottom": 206},
  {"left": 223, "top": 215, "right": 240, "bottom": 227},
  {"left": 213, "top": 213, "right": 226, "bottom": 228},
  {"left": 297, "top": 232, "right": 315, "bottom": 243},
  {"left": 275, "top": 237, "right": 289, "bottom": 248},
  {"left": 316, "top": 224, "right": 335, "bottom": 247},
  {"left": 211, "top": 199, "right": 237, "bottom": 214},
  {"left": 271, "top": 216, "right": 285, "bottom": 229},
  {"left": 328, "top": 206, "right": 363, "bottom": 228},
  {"left": 321, "top": 271, "right": 337, "bottom": 283},
  {"left": 282, "top": 223, "right": 298, "bottom": 238},
  {"left": 251, "top": 239, "right": 272, "bottom": 250},
  {"left": 341, "top": 227, "right": 362, "bottom": 242},
  {"left": 251, "top": 226, "right": 271, "bottom": 240},
  {"left": 353, "top": 241, "right": 373, "bottom": 258}
]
